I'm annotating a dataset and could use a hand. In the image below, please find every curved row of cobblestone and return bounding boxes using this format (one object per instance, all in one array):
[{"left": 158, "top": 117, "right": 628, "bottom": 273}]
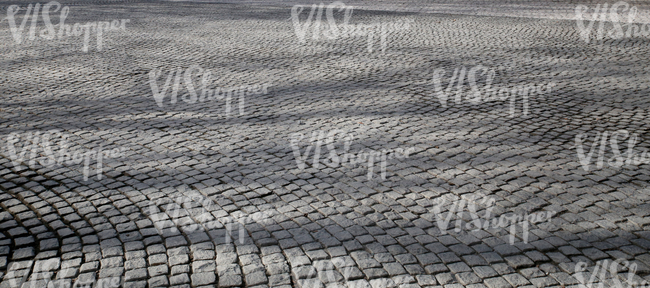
[{"left": 1, "top": 0, "right": 650, "bottom": 287}]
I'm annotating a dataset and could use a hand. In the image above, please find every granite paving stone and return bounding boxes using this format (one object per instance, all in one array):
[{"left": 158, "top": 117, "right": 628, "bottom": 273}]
[{"left": 1, "top": 0, "right": 650, "bottom": 287}]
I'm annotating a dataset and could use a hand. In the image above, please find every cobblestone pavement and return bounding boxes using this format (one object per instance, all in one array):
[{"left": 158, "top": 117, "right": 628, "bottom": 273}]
[{"left": 1, "top": 0, "right": 650, "bottom": 287}]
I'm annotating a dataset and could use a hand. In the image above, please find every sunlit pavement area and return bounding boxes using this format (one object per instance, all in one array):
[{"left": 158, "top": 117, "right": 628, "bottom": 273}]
[{"left": 1, "top": 0, "right": 650, "bottom": 287}]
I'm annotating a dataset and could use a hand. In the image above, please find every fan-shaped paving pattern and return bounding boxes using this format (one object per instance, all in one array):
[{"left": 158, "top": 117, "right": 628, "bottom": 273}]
[{"left": 2, "top": 0, "right": 650, "bottom": 287}]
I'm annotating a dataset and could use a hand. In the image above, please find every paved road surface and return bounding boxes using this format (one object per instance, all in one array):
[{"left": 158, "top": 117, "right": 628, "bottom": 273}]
[{"left": 1, "top": 0, "right": 650, "bottom": 287}]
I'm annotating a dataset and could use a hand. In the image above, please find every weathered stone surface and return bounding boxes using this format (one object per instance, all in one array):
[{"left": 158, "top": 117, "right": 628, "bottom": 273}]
[{"left": 1, "top": 1, "right": 650, "bottom": 287}]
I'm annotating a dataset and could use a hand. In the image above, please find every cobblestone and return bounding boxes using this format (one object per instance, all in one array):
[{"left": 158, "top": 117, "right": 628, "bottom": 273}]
[{"left": 1, "top": 0, "right": 650, "bottom": 287}]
